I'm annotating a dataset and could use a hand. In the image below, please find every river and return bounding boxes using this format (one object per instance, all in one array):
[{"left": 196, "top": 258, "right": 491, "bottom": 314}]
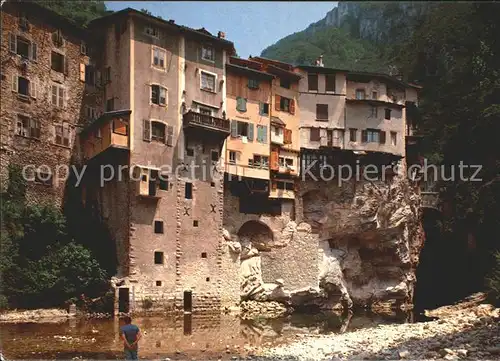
[{"left": 0, "top": 310, "right": 412, "bottom": 359}]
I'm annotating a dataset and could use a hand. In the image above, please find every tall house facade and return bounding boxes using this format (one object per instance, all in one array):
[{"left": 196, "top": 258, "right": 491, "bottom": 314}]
[
  {"left": 251, "top": 57, "right": 301, "bottom": 200},
  {"left": 80, "top": 8, "right": 236, "bottom": 313},
  {"left": 1, "top": 2, "right": 95, "bottom": 206}
]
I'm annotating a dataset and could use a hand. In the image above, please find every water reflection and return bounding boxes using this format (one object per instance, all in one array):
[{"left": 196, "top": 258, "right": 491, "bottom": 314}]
[{"left": 0, "top": 310, "right": 411, "bottom": 359}]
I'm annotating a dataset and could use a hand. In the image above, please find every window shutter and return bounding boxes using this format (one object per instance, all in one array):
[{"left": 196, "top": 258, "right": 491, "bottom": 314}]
[
  {"left": 79, "top": 63, "right": 86, "bottom": 82},
  {"left": 9, "top": 33, "right": 16, "bottom": 53},
  {"left": 230, "top": 119, "right": 237, "bottom": 137},
  {"left": 262, "top": 125, "right": 268, "bottom": 144},
  {"left": 236, "top": 97, "right": 241, "bottom": 111},
  {"left": 275, "top": 95, "right": 280, "bottom": 111},
  {"left": 248, "top": 123, "right": 254, "bottom": 142},
  {"left": 290, "top": 99, "right": 296, "bottom": 115},
  {"left": 12, "top": 75, "right": 18, "bottom": 92},
  {"left": 64, "top": 56, "right": 69, "bottom": 75},
  {"left": 30, "top": 79, "right": 37, "bottom": 98},
  {"left": 143, "top": 119, "right": 151, "bottom": 141},
  {"left": 270, "top": 149, "right": 279, "bottom": 170},
  {"left": 361, "top": 130, "right": 368, "bottom": 143},
  {"left": 379, "top": 131, "right": 386, "bottom": 144},
  {"left": 166, "top": 125, "right": 174, "bottom": 146},
  {"left": 259, "top": 102, "right": 264, "bottom": 115},
  {"left": 284, "top": 129, "right": 292, "bottom": 144},
  {"left": 242, "top": 98, "right": 247, "bottom": 112},
  {"left": 63, "top": 88, "right": 68, "bottom": 107},
  {"left": 31, "top": 43, "right": 37, "bottom": 61}
]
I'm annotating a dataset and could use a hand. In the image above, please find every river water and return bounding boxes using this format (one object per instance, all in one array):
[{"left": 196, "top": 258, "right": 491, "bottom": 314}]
[{"left": 1, "top": 311, "right": 412, "bottom": 359}]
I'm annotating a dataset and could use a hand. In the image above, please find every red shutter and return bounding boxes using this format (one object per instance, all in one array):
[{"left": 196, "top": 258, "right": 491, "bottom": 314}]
[
  {"left": 284, "top": 129, "right": 292, "bottom": 144},
  {"left": 290, "top": 99, "right": 295, "bottom": 115},
  {"left": 270, "top": 149, "right": 279, "bottom": 170},
  {"left": 275, "top": 95, "right": 281, "bottom": 111}
]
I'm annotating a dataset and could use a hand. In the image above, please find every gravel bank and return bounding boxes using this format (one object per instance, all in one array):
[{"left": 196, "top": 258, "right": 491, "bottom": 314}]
[{"left": 257, "top": 293, "right": 500, "bottom": 360}]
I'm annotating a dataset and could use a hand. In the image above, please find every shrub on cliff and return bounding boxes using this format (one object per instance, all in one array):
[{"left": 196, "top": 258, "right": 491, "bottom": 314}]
[{"left": 487, "top": 251, "right": 500, "bottom": 306}]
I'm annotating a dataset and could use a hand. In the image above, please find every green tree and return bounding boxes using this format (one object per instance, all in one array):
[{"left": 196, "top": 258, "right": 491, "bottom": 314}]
[{"left": 35, "top": 0, "right": 110, "bottom": 27}]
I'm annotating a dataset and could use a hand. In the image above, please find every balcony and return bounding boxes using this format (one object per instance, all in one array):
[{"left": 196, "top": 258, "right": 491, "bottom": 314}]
[{"left": 183, "top": 110, "right": 230, "bottom": 137}]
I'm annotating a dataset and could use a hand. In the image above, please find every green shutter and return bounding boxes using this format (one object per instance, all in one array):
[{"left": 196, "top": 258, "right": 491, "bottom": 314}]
[
  {"left": 248, "top": 123, "right": 254, "bottom": 142},
  {"left": 262, "top": 125, "right": 268, "bottom": 144},
  {"left": 259, "top": 102, "right": 263, "bottom": 115},
  {"left": 231, "top": 120, "right": 238, "bottom": 137}
]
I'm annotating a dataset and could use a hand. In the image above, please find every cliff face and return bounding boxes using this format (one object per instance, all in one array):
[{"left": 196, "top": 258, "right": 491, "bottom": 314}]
[{"left": 223, "top": 162, "right": 424, "bottom": 310}]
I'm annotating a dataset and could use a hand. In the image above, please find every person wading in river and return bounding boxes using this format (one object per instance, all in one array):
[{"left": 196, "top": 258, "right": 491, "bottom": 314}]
[{"left": 120, "top": 316, "right": 142, "bottom": 360}]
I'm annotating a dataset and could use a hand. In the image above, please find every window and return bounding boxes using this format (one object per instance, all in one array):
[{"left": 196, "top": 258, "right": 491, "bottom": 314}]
[
  {"left": 259, "top": 102, "right": 269, "bottom": 116},
  {"left": 201, "top": 46, "right": 214, "bottom": 62},
  {"left": 308, "top": 73, "right": 318, "bottom": 91},
  {"left": 372, "top": 91, "right": 378, "bottom": 100},
  {"left": 279, "top": 157, "right": 293, "bottom": 168},
  {"left": 154, "top": 251, "right": 164, "bottom": 264},
  {"left": 252, "top": 155, "right": 269, "bottom": 169},
  {"left": 256, "top": 125, "right": 268, "bottom": 143},
  {"left": 349, "top": 128, "right": 357, "bottom": 142},
  {"left": 201, "top": 252, "right": 207, "bottom": 259},
  {"left": 51, "top": 51, "right": 65, "bottom": 73},
  {"left": 276, "top": 181, "right": 294, "bottom": 191},
  {"left": 370, "top": 106, "right": 378, "bottom": 118},
  {"left": 280, "top": 97, "right": 290, "bottom": 112},
  {"left": 280, "top": 78, "right": 290, "bottom": 89},
  {"left": 9, "top": 33, "right": 37, "bottom": 60},
  {"left": 80, "top": 41, "right": 87, "bottom": 55},
  {"left": 85, "top": 65, "right": 95, "bottom": 85},
  {"left": 34, "top": 170, "right": 53, "bottom": 186},
  {"left": 85, "top": 106, "right": 97, "bottom": 120},
  {"left": 274, "top": 127, "right": 281, "bottom": 136},
  {"left": 316, "top": 104, "right": 328, "bottom": 120},
  {"left": 154, "top": 221, "right": 164, "bottom": 234},
  {"left": 51, "top": 84, "right": 65, "bottom": 108},
  {"left": 362, "top": 129, "right": 384, "bottom": 143},
  {"left": 159, "top": 175, "right": 169, "bottom": 190},
  {"left": 51, "top": 30, "right": 64, "bottom": 47},
  {"left": 200, "top": 71, "right": 216, "bottom": 92},
  {"left": 156, "top": 281, "right": 162, "bottom": 287},
  {"left": 198, "top": 106, "right": 212, "bottom": 116},
  {"left": 185, "top": 182, "right": 193, "bottom": 199},
  {"left": 211, "top": 150, "right": 219, "bottom": 162},
  {"left": 151, "top": 84, "right": 167, "bottom": 106},
  {"left": 310, "top": 127, "right": 320, "bottom": 141},
  {"left": 145, "top": 26, "right": 159, "bottom": 38},
  {"left": 104, "top": 66, "right": 111, "bottom": 84},
  {"left": 248, "top": 78, "right": 259, "bottom": 89},
  {"left": 229, "top": 151, "right": 236, "bottom": 164},
  {"left": 355, "top": 89, "right": 365, "bottom": 100},
  {"left": 193, "top": 220, "right": 199, "bottom": 227},
  {"left": 112, "top": 119, "right": 127, "bottom": 136},
  {"left": 325, "top": 74, "right": 336, "bottom": 92},
  {"left": 385, "top": 108, "right": 391, "bottom": 120},
  {"left": 153, "top": 47, "right": 166, "bottom": 68},
  {"left": 236, "top": 121, "right": 249, "bottom": 137},
  {"left": 186, "top": 148, "right": 194, "bottom": 157},
  {"left": 106, "top": 98, "right": 114, "bottom": 111},
  {"left": 55, "top": 123, "right": 71, "bottom": 147},
  {"left": 15, "top": 76, "right": 30, "bottom": 96},
  {"left": 236, "top": 97, "right": 247, "bottom": 112},
  {"left": 391, "top": 131, "right": 397, "bottom": 146},
  {"left": 151, "top": 121, "right": 166, "bottom": 143},
  {"left": 17, "top": 114, "right": 40, "bottom": 138}
]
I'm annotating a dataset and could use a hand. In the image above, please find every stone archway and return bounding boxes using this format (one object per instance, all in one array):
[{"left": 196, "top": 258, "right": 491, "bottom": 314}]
[{"left": 237, "top": 220, "right": 274, "bottom": 251}]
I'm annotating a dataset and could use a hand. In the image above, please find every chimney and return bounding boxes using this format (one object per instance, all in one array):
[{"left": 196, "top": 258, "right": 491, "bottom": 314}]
[
  {"left": 318, "top": 54, "right": 324, "bottom": 67},
  {"left": 168, "top": 19, "right": 175, "bottom": 24},
  {"left": 218, "top": 31, "right": 225, "bottom": 39}
]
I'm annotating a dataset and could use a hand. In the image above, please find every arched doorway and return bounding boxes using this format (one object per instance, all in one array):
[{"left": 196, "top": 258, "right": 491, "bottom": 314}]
[{"left": 237, "top": 220, "right": 274, "bottom": 251}]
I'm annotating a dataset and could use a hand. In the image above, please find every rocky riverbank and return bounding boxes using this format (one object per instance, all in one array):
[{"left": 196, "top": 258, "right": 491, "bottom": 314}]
[
  {"left": 0, "top": 308, "right": 74, "bottom": 323},
  {"left": 257, "top": 293, "right": 500, "bottom": 360}
]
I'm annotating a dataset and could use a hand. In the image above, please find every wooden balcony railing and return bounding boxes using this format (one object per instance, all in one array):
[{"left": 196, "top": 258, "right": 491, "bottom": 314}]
[{"left": 183, "top": 110, "right": 230, "bottom": 135}]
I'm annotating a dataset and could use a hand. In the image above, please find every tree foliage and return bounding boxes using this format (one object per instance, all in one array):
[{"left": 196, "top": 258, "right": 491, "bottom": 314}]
[
  {"left": 34, "top": 0, "right": 110, "bottom": 27},
  {"left": 0, "top": 165, "right": 108, "bottom": 309}
]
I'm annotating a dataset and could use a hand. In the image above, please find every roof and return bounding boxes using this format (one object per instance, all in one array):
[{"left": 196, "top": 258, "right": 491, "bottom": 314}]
[
  {"left": 347, "top": 70, "right": 419, "bottom": 89},
  {"left": 81, "top": 110, "right": 132, "bottom": 136},
  {"left": 250, "top": 56, "right": 294, "bottom": 71},
  {"left": 89, "top": 8, "right": 234, "bottom": 51},
  {"left": 271, "top": 117, "right": 286, "bottom": 126},
  {"left": 225, "top": 63, "right": 274, "bottom": 80},
  {"left": 346, "top": 98, "right": 405, "bottom": 109},
  {"left": 266, "top": 64, "right": 302, "bottom": 81},
  {"left": 296, "top": 65, "right": 350, "bottom": 74}
]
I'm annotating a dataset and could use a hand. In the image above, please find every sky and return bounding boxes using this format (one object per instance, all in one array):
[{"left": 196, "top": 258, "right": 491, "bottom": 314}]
[{"left": 106, "top": 2, "right": 338, "bottom": 58}]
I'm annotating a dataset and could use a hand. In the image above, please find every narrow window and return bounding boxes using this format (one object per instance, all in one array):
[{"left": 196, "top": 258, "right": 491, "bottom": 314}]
[
  {"left": 280, "top": 97, "right": 290, "bottom": 112},
  {"left": 186, "top": 148, "right": 194, "bottom": 157},
  {"left": 17, "top": 76, "right": 29, "bottom": 96},
  {"left": 51, "top": 51, "right": 65, "bottom": 73},
  {"left": 308, "top": 73, "right": 318, "bottom": 91},
  {"left": 153, "top": 47, "right": 166, "bottom": 68},
  {"left": 236, "top": 121, "right": 249, "bottom": 137},
  {"left": 16, "top": 36, "right": 30, "bottom": 58},
  {"left": 185, "top": 182, "right": 192, "bottom": 199},
  {"left": 201, "top": 46, "right": 214, "bottom": 61},
  {"left": 371, "top": 106, "right": 378, "bottom": 118},
  {"left": 154, "top": 251, "right": 164, "bottom": 264},
  {"left": 349, "top": 128, "right": 357, "bottom": 142},
  {"left": 372, "top": 91, "right": 378, "bottom": 100},
  {"left": 229, "top": 151, "right": 236, "bottom": 164},
  {"left": 316, "top": 104, "right": 328, "bottom": 120},
  {"left": 200, "top": 71, "right": 216, "bottom": 92},
  {"left": 151, "top": 85, "right": 167, "bottom": 106},
  {"left": 151, "top": 122, "right": 166, "bottom": 143},
  {"left": 154, "top": 220, "right": 164, "bottom": 234},
  {"left": 193, "top": 220, "right": 199, "bottom": 227},
  {"left": 391, "top": 131, "right": 397, "bottom": 146},
  {"left": 206, "top": 277, "right": 210, "bottom": 282},
  {"left": 259, "top": 102, "right": 269, "bottom": 116},
  {"left": 236, "top": 97, "right": 247, "bottom": 112},
  {"left": 211, "top": 181, "right": 215, "bottom": 187},
  {"left": 385, "top": 108, "right": 391, "bottom": 120},
  {"left": 310, "top": 127, "right": 320, "bottom": 141},
  {"left": 159, "top": 175, "right": 169, "bottom": 190},
  {"left": 355, "top": 89, "right": 365, "bottom": 100},
  {"left": 201, "top": 252, "right": 207, "bottom": 259},
  {"left": 325, "top": 74, "right": 336, "bottom": 92},
  {"left": 55, "top": 123, "right": 70, "bottom": 147},
  {"left": 51, "top": 84, "right": 65, "bottom": 108},
  {"left": 248, "top": 78, "right": 259, "bottom": 89},
  {"left": 156, "top": 280, "right": 162, "bottom": 286},
  {"left": 211, "top": 150, "right": 219, "bottom": 162}
]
